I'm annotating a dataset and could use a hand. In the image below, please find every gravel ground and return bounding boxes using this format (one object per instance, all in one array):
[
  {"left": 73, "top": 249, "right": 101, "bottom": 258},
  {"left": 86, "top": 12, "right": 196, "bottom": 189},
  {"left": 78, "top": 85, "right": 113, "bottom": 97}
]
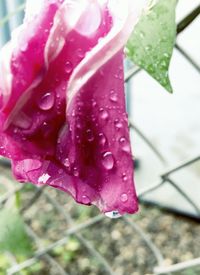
[{"left": 22, "top": 187, "right": 200, "bottom": 275}]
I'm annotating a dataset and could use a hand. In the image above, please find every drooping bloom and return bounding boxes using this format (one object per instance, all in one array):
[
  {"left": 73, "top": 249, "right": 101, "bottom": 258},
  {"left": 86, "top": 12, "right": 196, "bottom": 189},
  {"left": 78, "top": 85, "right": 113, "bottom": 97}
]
[{"left": 0, "top": 0, "right": 145, "bottom": 216}]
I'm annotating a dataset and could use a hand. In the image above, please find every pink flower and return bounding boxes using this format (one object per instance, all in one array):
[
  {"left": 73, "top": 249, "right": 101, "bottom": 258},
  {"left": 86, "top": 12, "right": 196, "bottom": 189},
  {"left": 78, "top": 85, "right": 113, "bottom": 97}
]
[{"left": 0, "top": 0, "right": 145, "bottom": 216}]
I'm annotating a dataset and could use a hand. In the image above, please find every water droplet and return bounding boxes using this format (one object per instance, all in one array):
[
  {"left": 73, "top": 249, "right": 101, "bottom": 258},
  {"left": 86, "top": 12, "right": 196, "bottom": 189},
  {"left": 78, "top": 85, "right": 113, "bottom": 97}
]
[
  {"left": 102, "top": 152, "right": 114, "bottom": 170},
  {"left": 65, "top": 61, "right": 73, "bottom": 74},
  {"left": 73, "top": 167, "right": 79, "bottom": 177},
  {"left": 76, "top": 122, "right": 82, "bottom": 129},
  {"left": 86, "top": 129, "right": 94, "bottom": 142},
  {"left": 99, "top": 133, "right": 107, "bottom": 146},
  {"left": 82, "top": 195, "right": 90, "bottom": 204},
  {"left": 114, "top": 119, "right": 123, "bottom": 130},
  {"left": 63, "top": 158, "right": 70, "bottom": 168},
  {"left": 71, "top": 109, "right": 76, "bottom": 117},
  {"left": 119, "top": 137, "right": 131, "bottom": 153},
  {"left": 99, "top": 108, "right": 109, "bottom": 120},
  {"left": 38, "top": 173, "right": 51, "bottom": 184},
  {"left": 105, "top": 210, "right": 121, "bottom": 219},
  {"left": 38, "top": 92, "right": 55, "bottom": 111},
  {"left": 122, "top": 173, "right": 128, "bottom": 182},
  {"left": 77, "top": 48, "right": 84, "bottom": 58},
  {"left": 120, "top": 193, "right": 128, "bottom": 202},
  {"left": 92, "top": 99, "right": 97, "bottom": 107},
  {"left": 109, "top": 90, "right": 118, "bottom": 102}
]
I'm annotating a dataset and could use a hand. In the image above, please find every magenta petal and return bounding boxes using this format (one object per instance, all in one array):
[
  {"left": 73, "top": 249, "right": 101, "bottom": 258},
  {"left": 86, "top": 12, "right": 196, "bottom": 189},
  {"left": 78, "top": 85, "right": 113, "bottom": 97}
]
[
  {"left": 63, "top": 50, "right": 138, "bottom": 215},
  {"left": 0, "top": 0, "right": 146, "bottom": 216}
]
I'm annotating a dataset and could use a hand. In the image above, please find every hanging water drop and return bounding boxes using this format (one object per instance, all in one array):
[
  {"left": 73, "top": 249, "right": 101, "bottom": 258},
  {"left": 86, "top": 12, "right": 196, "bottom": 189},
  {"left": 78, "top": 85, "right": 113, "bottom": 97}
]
[
  {"left": 102, "top": 152, "right": 114, "bottom": 170},
  {"left": 38, "top": 92, "right": 55, "bottom": 111},
  {"left": 82, "top": 195, "right": 90, "bottom": 204},
  {"left": 105, "top": 210, "right": 121, "bottom": 219}
]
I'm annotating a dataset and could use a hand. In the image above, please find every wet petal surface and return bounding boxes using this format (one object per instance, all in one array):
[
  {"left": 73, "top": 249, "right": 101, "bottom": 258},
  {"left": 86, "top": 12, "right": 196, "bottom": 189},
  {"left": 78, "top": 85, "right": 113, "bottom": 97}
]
[{"left": 0, "top": 0, "right": 145, "bottom": 215}]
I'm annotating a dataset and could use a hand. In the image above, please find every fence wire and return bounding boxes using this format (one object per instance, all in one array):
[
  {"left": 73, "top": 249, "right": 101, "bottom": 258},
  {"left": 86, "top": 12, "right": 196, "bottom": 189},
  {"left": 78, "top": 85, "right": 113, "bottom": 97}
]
[{"left": 0, "top": 2, "right": 200, "bottom": 275}]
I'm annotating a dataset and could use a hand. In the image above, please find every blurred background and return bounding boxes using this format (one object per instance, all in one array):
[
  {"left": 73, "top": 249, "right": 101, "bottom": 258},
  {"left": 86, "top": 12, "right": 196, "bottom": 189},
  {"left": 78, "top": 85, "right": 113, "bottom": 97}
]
[{"left": 0, "top": 0, "right": 200, "bottom": 274}]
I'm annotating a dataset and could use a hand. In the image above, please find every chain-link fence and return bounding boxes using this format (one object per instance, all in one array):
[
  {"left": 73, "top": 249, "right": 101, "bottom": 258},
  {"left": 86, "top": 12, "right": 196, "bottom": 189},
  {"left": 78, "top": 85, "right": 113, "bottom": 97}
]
[{"left": 0, "top": 1, "right": 200, "bottom": 274}]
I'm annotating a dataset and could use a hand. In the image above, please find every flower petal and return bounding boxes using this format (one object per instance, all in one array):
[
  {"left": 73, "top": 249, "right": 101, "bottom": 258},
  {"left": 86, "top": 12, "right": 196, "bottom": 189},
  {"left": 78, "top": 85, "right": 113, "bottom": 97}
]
[{"left": 0, "top": 0, "right": 146, "bottom": 215}]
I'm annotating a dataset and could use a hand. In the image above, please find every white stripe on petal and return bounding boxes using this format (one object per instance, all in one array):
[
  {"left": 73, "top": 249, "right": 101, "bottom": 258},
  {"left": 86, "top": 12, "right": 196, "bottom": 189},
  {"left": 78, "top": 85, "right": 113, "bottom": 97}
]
[{"left": 67, "top": 0, "right": 147, "bottom": 108}]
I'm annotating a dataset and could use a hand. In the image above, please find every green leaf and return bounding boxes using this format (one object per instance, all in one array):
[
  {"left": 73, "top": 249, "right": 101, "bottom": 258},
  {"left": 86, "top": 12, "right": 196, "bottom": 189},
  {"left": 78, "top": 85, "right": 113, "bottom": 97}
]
[
  {"left": 126, "top": 0, "right": 177, "bottom": 93},
  {"left": 0, "top": 209, "right": 32, "bottom": 255}
]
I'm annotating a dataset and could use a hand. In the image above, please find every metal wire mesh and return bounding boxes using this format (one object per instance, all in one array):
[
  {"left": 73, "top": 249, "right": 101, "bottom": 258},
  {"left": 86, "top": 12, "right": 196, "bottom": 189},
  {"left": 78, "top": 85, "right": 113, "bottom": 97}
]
[{"left": 0, "top": 2, "right": 200, "bottom": 275}]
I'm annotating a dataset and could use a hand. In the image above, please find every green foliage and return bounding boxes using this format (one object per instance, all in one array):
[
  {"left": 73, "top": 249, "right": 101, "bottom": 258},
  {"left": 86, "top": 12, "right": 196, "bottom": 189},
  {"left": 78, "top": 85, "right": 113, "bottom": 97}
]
[
  {"left": 0, "top": 255, "right": 10, "bottom": 273},
  {"left": 15, "top": 190, "right": 22, "bottom": 209},
  {"left": 0, "top": 208, "right": 32, "bottom": 255},
  {"left": 126, "top": 0, "right": 178, "bottom": 93},
  {"left": 52, "top": 237, "right": 80, "bottom": 264}
]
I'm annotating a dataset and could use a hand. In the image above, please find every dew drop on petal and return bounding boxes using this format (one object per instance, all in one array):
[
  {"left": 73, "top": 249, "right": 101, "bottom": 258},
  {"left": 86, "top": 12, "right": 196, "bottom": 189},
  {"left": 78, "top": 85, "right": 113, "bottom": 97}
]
[
  {"left": 86, "top": 129, "right": 94, "bottom": 142},
  {"left": 65, "top": 61, "right": 73, "bottom": 74},
  {"left": 120, "top": 193, "right": 128, "bottom": 202},
  {"left": 99, "top": 108, "right": 109, "bottom": 120},
  {"left": 92, "top": 99, "right": 97, "bottom": 107},
  {"left": 114, "top": 119, "right": 123, "bottom": 130},
  {"left": 105, "top": 210, "right": 121, "bottom": 219},
  {"left": 102, "top": 152, "right": 114, "bottom": 170},
  {"left": 63, "top": 158, "right": 70, "bottom": 168},
  {"left": 109, "top": 90, "right": 118, "bottom": 102},
  {"left": 71, "top": 109, "right": 76, "bottom": 117},
  {"left": 98, "top": 133, "right": 107, "bottom": 146},
  {"left": 119, "top": 137, "right": 131, "bottom": 153},
  {"left": 73, "top": 167, "right": 79, "bottom": 177},
  {"left": 38, "top": 92, "right": 55, "bottom": 111},
  {"left": 77, "top": 48, "right": 84, "bottom": 58},
  {"left": 122, "top": 173, "right": 128, "bottom": 182},
  {"left": 82, "top": 195, "right": 90, "bottom": 204}
]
